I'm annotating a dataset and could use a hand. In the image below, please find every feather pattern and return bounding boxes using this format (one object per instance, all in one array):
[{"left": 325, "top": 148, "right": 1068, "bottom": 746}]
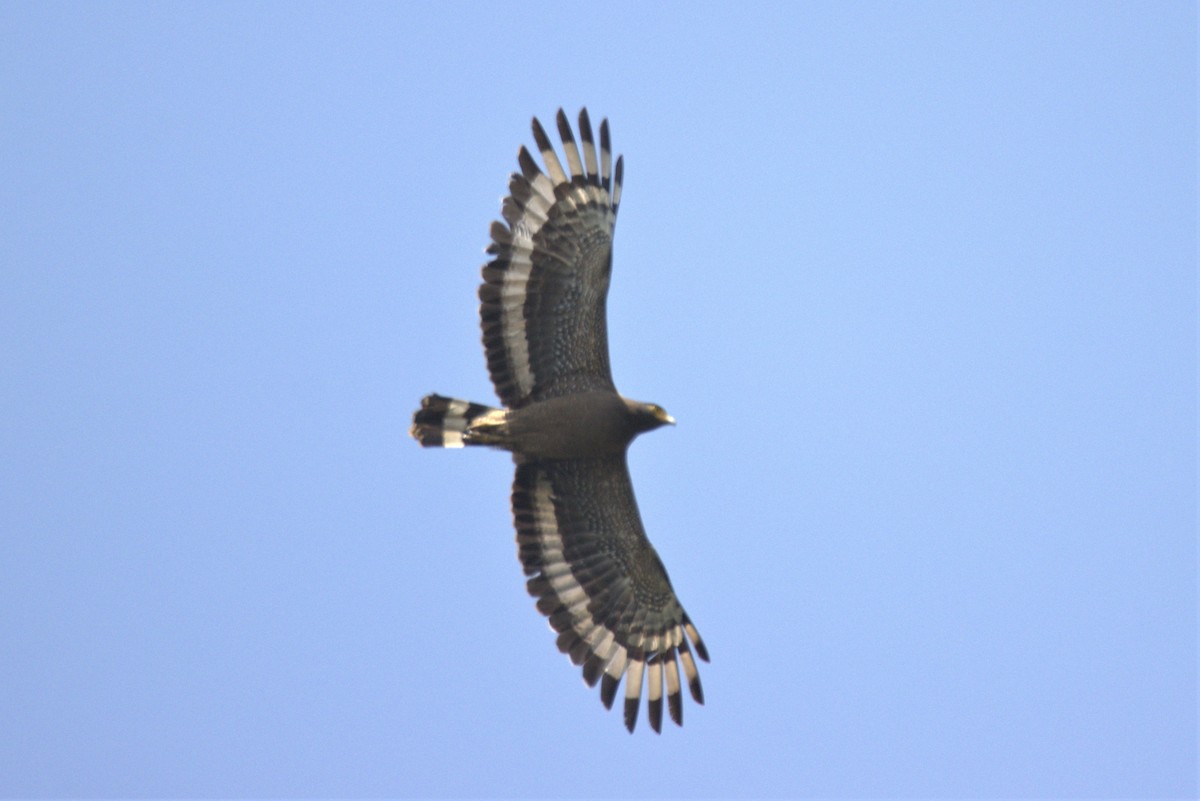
[
  {"left": 512, "top": 457, "right": 708, "bottom": 732},
  {"left": 480, "top": 108, "right": 622, "bottom": 408}
]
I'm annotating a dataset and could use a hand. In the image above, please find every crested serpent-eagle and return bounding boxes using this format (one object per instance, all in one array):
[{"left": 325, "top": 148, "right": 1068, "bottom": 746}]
[{"left": 410, "top": 108, "right": 707, "bottom": 733}]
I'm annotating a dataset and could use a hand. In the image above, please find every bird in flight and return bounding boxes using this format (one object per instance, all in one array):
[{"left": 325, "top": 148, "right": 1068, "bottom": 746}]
[{"left": 411, "top": 108, "right": 707, "bottom": 733}]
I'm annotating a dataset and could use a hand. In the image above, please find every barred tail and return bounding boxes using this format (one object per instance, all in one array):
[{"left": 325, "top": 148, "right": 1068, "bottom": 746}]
[{"left": 410, "top": 394, "right": 507, "bottom": 448}]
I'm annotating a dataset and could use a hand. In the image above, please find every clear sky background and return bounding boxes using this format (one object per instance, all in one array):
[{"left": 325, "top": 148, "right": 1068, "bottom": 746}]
[{"left": 1, "top": 2, "right": 1195, "bottom": 798}]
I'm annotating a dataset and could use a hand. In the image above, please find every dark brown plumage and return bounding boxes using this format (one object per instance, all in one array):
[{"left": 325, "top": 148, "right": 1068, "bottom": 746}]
[{"left": 410, "top": 109, "right": 707, "bottom": 733}]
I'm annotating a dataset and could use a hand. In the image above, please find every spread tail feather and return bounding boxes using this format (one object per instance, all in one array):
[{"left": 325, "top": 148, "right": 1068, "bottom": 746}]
[{"left": 410, "top": 394, "right": 507, "bottom": 448}]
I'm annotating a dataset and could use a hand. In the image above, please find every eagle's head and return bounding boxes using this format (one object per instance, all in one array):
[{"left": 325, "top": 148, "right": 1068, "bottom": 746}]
[{"left": 624, "top": 398, "right": 676, "bottom": 434}]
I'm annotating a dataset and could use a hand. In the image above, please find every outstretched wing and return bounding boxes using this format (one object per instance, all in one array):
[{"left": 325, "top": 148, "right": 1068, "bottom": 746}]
[
  {"left": 479, "top": 108, "right": 624, "bottom": 409},
  {"left": 512, "top": 457, "right": 709, "bottom": 733}
]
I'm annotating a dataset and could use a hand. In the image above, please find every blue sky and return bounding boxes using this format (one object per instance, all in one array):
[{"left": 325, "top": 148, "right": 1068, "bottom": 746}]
[{"left": 1, "top": 2, "right": 1195, "bottom": 797}]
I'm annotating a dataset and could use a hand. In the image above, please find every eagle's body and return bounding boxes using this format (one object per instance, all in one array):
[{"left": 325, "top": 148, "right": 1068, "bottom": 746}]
[
  {"left": 414, "top": 392, "right": 671, "bottom": 459},
  {"left": 411, "top": 109, "right": 707, "bottom": 733}
]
